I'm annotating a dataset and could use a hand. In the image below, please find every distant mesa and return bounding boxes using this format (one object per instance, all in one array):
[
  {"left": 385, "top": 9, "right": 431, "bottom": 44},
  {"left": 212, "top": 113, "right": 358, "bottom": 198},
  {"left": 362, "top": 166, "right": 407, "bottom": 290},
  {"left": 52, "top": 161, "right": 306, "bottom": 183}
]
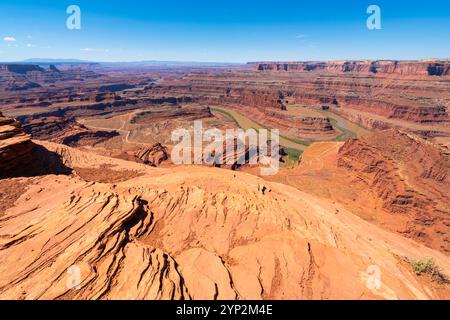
[
  {"left": 253, "top": 60, "right": 450, "bottom": 77},
  {"left": 49, "top": 65, "right": 61, "bottom": 72}
]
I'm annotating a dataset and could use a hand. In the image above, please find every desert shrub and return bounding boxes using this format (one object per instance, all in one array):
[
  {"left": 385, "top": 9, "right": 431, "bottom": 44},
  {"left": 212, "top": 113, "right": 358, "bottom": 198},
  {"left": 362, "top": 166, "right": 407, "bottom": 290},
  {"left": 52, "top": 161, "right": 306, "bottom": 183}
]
[{"left": 406, "top": 257, "right": 448, "bottom": 284}]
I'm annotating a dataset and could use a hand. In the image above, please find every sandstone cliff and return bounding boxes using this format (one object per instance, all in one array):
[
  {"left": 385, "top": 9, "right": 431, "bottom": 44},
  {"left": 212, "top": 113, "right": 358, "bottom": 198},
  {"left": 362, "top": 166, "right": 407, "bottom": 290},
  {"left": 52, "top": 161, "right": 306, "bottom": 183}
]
[
  {"left": 134, "top": 143, "right": 169, "bottom": 166},
  {"left": 0, "top": 141, "right": 449, "bottom": 299},
  {"left": 0, "top": 112, "right": 34, "bottom": 176},
  {"left": 255, "top": 60, "right": 450, "bottom": 77},
  {"left": 0, "top": 113, "right": 71, "bottom": 178},
  {"left": 337, "top": 130, "right": 450, "bottom": 219}
]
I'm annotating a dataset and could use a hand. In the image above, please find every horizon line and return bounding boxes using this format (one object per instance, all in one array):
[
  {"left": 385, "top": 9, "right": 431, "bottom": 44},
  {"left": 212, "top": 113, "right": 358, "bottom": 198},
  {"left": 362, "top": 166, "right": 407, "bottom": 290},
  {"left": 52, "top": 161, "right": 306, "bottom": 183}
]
[{"left": 1, "top": 57, "right": 449, "bottom": 65}]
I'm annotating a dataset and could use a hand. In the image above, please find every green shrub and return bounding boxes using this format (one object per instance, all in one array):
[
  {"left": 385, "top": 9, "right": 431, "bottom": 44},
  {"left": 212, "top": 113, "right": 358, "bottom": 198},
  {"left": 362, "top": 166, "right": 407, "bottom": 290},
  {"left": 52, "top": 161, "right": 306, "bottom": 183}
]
[{"left": 406, "top": 257, "right": 448, "bottom": 284}]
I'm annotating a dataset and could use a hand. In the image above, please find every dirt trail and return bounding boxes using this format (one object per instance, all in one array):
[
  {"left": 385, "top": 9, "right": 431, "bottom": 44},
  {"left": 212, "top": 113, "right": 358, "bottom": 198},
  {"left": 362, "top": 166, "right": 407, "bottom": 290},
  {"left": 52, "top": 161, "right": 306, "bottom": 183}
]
[{"left": 79, "top": 111, "right": 142, "bottom": 146}]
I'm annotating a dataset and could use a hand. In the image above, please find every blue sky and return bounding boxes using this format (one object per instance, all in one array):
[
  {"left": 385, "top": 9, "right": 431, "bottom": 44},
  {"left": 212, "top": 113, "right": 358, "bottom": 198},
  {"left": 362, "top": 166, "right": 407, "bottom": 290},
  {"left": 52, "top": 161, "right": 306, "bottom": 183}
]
[{"left": 0, "top": 0, "right": 449, "bottom": 62}]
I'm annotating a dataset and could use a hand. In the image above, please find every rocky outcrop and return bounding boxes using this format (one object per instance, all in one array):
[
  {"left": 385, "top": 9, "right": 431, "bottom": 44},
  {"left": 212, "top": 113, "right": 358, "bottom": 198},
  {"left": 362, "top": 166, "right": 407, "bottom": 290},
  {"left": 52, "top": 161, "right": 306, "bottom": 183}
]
[
  {"left": 22, "top": 117, "right": 82, "bottom": 140},
  {"left": 0, "top": 64, "right": 102, "bottom": 94},
  {"left": 0, "top": 113, "right": 71, "bottom": 178},
  {"left": 235, "top": 89, "right": 286, "bottom": 110},
  {"left": 0, "top": 112, "right": 34, "bottom": 176},
  {"left": 117, "top": 144, "right": 170, "bottom": 167},
  {"left": 203, "top": 137, "right": 284, "bottom": 171},
  {"left": 337, "top": 130, "right": 450, "bottom": 253},
  {"left": 98, "top": 83, "right": 135, "bottom": 92},
  {"left": 3, "top": 59, "right": 448, "bottom": 142}
]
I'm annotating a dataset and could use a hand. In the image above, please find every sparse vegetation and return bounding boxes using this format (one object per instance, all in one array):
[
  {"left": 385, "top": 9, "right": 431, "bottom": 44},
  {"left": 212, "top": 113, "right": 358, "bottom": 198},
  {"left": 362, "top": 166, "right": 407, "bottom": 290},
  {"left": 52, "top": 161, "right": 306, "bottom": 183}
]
[
  {"left": 328, "top": 117, "right": 357, "bottom": 141},
  {"left": 406, "top": 257, "right": 448, "bottom": 284},
  {"left": 283, "top": 147, "right": 302, "bottom": 167}
]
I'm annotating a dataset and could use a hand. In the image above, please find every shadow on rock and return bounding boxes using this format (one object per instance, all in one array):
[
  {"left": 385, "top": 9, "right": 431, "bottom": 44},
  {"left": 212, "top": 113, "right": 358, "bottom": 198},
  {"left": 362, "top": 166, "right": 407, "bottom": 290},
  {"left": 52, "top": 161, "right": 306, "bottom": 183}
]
[{"left": 0, "top": 143, "right": 72, "bottom": 179}]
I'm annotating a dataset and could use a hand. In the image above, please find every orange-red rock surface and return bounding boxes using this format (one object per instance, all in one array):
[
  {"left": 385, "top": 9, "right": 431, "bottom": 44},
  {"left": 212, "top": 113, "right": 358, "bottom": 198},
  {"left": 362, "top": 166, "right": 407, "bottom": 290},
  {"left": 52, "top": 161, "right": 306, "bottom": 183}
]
[
  {"left": 0, "top": 112, "right": 34, "bottom": 176},
  {"left": 267, "top": 130, "right": 450, "bottom": 255},
  {"left": 0, "top": 113, "right": 71, "bottom": 178},
  {"left": 0, "top": 139, "right": 449, "bottom": 299}
]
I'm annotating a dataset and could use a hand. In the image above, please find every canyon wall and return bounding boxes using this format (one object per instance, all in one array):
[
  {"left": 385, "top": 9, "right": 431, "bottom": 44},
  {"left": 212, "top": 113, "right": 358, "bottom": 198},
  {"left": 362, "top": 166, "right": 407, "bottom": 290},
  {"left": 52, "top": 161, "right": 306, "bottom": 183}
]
[
  {"left": 337, "top": 130, "right": 450, "bottom": 253},
  {"left": 254, "top": 60, "right": 450, "bottom": 77},
  {"left": 145, "top": 66, "right": 450, "bottom": 137}
]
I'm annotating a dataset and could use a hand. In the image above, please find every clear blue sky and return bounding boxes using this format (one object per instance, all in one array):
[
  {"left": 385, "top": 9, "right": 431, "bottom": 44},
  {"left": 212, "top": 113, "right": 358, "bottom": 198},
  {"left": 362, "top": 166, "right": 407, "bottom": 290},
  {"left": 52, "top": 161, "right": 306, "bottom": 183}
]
[{"left": 0, "top": 0, "right": 449, "bottom": 62}]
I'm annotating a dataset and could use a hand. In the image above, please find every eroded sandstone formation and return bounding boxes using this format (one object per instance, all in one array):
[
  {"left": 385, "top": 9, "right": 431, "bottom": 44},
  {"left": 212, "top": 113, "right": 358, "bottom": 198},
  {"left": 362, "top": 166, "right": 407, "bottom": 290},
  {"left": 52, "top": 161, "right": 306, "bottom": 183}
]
[
  {"left": 0, "top": 141, "right": 448, "bottom": 299},
  {"left": 135, "top": 143, "right": 169, "bottom": 166},
  {"left": 0, "top": 113, "right": 71, "bottom": 178},
  {"left": 0, "top": 62, "right": 449, "bottom": 300},
  {"left": 20, "top": 116, "right": 119, "bottom": 146},
  {"left": 280, "top": 130, "right": 450, "bottom": 254},
  {"left": 0, "top": 112, "right": 34, "bottom": 176}
]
